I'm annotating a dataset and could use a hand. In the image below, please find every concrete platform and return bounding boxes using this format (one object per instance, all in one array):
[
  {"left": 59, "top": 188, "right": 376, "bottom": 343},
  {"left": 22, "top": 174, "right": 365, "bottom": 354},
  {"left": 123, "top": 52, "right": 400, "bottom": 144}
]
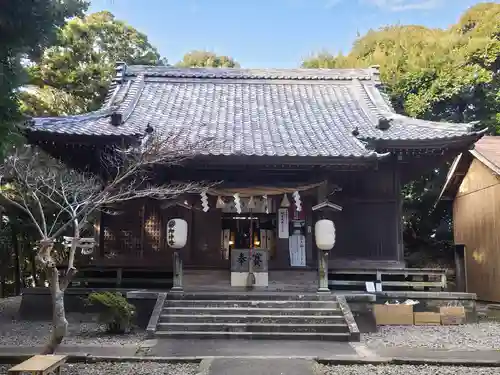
[
  {"left": 205, "top": 358, "right": 317, "bottom": 375},
  {"left": 147, "top": 338, "right": 357, "bottom": 358}
]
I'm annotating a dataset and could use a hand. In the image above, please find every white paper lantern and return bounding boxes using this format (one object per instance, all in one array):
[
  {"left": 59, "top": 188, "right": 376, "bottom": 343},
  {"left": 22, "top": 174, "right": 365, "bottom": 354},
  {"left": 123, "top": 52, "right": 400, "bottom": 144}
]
[
  {"left": 315, "top": 219, "right": 336, "bottom": 250},
  {"left": 167, "top": 218, "right": 188, "bottom": 249}
]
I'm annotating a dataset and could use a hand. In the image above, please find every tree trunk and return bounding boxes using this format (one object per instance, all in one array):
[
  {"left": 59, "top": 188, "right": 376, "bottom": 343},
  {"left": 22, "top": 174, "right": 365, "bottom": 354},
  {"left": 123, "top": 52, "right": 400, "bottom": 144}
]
[
  {"left": 30, "top": 246, "right": 39, "bottom": 287},
  {"left": 42, "top": 265, "right": 68, "bottom": 354},
  {"left": 12, "top": 229, "right": 22, "bottom": 295},
  {"left": 40, "top": 223, "right": 79, "bottom": 354},
  {"left": 0, "top": 272, "right": 5, "bottom": 298}
]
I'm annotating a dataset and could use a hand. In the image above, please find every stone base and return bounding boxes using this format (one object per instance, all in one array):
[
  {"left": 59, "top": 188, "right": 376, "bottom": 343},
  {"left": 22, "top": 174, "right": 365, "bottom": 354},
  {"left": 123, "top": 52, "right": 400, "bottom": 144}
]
[
  {"left": 487, "top": 304, "right": 500, "bottom": 320},
  {"left": 231, "top": 272, "right": 268, "bottom": 287},
  {"left": 317, "top": 288, "right": 331, "bottom": 294},
  {"left": 19, "top": 287, "right": 155, "bottom": 328}
]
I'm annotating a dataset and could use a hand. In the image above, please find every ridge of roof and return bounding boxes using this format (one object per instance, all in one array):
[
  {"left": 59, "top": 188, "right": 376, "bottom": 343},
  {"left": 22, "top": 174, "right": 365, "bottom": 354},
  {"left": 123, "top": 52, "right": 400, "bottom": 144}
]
[{"left": 121, "top": 63, "right": 381, "bottom": 82}]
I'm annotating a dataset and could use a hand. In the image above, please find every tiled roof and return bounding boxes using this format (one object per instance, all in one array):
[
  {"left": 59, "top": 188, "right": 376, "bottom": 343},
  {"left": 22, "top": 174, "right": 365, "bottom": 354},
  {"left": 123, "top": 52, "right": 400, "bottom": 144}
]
[
  {"left": 471, "top": 136, "right": 500, "bottom": 174},
  {"left": 437, "top": 136, "right": 500, "bottom": 203},
  {"left": 28, "top": 64, "right": 483, "bottom": 158}
]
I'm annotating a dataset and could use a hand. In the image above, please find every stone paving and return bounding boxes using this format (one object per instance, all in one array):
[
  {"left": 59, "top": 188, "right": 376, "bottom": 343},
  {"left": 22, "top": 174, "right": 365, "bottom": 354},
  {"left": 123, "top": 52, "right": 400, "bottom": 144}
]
[
  {"left": 0, "top": 339, "right": 499, "bottom": 365},
  {"left": 204, "top": 358, "right": 319, "bottom": 375},
  {"left": 146, "top": 338, "right": 357, "bottom": 358}
]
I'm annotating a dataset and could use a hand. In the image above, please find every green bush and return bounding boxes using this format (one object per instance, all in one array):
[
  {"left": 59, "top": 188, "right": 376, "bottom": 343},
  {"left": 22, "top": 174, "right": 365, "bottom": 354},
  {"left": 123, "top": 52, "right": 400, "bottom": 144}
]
[{"left": 86, "top": 291, "right": 136, "bottom": 334}]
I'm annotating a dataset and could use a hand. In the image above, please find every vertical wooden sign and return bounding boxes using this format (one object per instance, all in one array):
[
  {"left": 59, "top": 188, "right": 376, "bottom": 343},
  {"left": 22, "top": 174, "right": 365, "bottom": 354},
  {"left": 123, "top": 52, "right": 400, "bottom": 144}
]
[{"left": 278, "top": 208, "right": 289, "bottom": 239}]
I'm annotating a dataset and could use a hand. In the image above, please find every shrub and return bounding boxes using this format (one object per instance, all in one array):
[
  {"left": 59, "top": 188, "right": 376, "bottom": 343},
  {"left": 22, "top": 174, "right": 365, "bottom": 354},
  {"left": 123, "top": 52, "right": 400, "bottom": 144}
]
[{"left": 86, "top": 291, "right": 136, "bottom": 334}]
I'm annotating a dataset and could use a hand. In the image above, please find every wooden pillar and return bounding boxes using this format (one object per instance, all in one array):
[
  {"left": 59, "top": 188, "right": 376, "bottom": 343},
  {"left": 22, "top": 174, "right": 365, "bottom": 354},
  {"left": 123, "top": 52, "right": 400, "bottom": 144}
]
[
  {"left": 97, "top": 211, "right": 105, "bottom": 259},
  {"left": 305, "top": 197, "right": 314, "bottom": 268},
  {"left": 454, "top": 244, "right": 467, "bottom": 293},
  {"left": 187, "top": 204, "right": 195, "bottom": 265},
  {"left": 12, "top": 227, "right": 22, "bottom": 295},
  {"left": 140, "top": 201, "right": 146, "bottom": 260},
  {"left": 393, "top": 159, "right": 404, "bottom": 263},
  {"left": 316, "top": 182, "right": 331, "bottom": 293}
]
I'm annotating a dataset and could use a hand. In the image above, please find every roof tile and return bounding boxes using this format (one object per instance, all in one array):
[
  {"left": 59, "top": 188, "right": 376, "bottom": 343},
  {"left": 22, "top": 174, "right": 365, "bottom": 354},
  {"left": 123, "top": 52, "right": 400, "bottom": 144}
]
[{"left": 29, "top": 66, "right": 481, "bottom": 158}]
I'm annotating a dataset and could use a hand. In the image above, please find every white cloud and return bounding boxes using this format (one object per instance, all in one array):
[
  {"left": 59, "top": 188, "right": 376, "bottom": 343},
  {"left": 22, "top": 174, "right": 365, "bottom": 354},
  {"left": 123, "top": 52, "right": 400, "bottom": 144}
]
[{"left": 364, "top": 0, "right": 443, "bottom": 11}]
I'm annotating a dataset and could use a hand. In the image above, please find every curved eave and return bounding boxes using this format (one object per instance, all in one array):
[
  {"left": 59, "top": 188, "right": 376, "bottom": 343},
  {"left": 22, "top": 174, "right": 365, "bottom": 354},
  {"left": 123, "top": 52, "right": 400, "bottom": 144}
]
[
  {"left": 25, "top": 120, "right": 388, "bottom": 161},
  {"left": 24, "top": 128, "right": 142, "bottom": 147},
  {"left": 362, "top": 128, "right": 487, "bottom": 151}
]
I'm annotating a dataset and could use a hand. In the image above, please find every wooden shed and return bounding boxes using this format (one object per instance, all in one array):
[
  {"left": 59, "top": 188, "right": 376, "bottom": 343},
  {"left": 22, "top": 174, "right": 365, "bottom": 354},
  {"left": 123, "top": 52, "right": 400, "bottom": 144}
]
[{"left": 438, "top": 136, "right": 500, "bottom": 302}]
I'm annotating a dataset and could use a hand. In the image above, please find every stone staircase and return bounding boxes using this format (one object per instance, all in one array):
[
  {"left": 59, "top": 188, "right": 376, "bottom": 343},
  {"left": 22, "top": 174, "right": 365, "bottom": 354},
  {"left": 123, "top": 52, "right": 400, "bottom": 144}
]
[{"left": 150, "top": 292, "right": 360, "bottom": 341}]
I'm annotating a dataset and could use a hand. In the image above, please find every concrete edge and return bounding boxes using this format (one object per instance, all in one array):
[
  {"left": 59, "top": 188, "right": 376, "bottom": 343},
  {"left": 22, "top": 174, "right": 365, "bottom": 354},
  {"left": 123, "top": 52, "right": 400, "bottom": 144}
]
[
  {"left": 2, "top": 354, "right": 500, "bottom": 367},
  {"left": 336, "top": 295, "right": 360, "bottom": 341},
  {"left": 389, "top": 357, "right": 500, "bottom": 367},
  {"left": 317, "top": 357, "right": 500, "bottom": 367},
  {"left": 145, "top": 292, "right": 167, "bottom": 337},
  {"left": 376, "top": 291, "right": 477, "bottom": 301},
  {"left": 0, "top": 354, "right": 202, "bottom": 364},
  {"left": 197, "top": 358, "right": 213, "bottom": 375}
]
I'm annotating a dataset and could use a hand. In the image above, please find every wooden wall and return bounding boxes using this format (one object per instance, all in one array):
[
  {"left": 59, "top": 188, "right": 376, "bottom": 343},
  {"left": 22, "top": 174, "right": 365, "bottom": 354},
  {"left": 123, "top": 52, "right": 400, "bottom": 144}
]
[
  {"left": 96, "top": 161, "right": 404, "bottom": 269},
  {"left": 188, "top": 208, "right": 225, "bottom": 268},
  {"left": 100, "top": 199, "right": 186, "bottom": 268},
  {"left": 326, "top": 162, "right": 403, "bottom": 263},
  {"left": 453, "top": 158, "right": 500, "bottom": 302},
  {"left": 330, "top": 201, "right": 400, "bottom": 260}
]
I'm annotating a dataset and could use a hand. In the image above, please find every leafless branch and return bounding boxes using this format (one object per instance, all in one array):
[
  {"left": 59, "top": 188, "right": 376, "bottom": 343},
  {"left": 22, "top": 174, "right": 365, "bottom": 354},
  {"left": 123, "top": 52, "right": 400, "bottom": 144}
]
[{"left": 0, "top": 131, "right": 213, "bottom": 259}]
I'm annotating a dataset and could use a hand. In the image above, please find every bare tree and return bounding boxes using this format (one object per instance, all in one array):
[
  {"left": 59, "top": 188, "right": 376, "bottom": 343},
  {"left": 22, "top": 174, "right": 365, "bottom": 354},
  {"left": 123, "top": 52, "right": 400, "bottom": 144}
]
[{"left": 0, "top": 132, "right": 209, "bottom": 354}]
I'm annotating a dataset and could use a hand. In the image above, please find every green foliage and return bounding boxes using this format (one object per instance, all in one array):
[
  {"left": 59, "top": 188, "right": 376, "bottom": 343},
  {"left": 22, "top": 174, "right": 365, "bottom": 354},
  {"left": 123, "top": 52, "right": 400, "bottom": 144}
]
[
  {"left": 87, "top": 291, "right": 136, "bottom": 334},
  {"left": 302, "top": 2, "right": 500, "bottom": 260},
  {"left": 22, "top": 11, "right": 166, "bottom": 116},
  {"left": 176, "top": 50, "right": 240, "bottom": 68},
  {"left": 302, "top": 2, "right": 499, "bottom": 132},
  {"left": 0, "top": 0, "right": 88, "bottom": 157}
]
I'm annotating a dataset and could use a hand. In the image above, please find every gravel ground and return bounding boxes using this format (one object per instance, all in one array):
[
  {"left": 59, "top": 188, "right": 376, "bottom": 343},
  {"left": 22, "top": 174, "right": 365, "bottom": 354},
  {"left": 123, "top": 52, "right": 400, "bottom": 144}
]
[
  {"left": 362, "top": 322, "right": 500, "bottom": 350},
  {"left": 0, "top": 296, "right": 145, "bottom": 346},
  {"left": 320, "top": 365, "right": 500, "bottom": 375},
  {"left": 0, "top": 362, "right": 199, "bottom": 375}
]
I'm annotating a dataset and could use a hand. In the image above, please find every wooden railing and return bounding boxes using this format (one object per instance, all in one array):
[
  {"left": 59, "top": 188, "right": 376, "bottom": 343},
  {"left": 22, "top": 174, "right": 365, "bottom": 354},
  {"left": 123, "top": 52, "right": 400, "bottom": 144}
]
[
  {"left": 328, "top": 268, "right": 447, "bottom": 292},
  {"left": 57, "top": 265, "right": 173, "bottom": 289}
]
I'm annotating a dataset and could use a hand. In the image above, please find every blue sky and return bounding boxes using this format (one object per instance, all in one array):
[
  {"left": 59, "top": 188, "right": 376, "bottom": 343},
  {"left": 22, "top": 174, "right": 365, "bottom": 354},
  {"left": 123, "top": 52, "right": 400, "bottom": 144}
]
[{"left": 89, "top": 0, "right": 487, "bottom": 68}]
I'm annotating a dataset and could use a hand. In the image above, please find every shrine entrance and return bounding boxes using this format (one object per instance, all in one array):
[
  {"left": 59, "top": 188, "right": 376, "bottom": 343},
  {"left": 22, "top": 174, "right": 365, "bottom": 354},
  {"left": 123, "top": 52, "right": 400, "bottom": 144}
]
[{"left": 221, "top": 213, "right": 277, "bottom": 263}]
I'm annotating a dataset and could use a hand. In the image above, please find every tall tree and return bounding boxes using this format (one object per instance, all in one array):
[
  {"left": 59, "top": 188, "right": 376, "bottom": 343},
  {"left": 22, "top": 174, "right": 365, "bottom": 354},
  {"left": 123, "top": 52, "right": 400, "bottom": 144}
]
[
  {"left": 0, "top": 0, "right": 88, "bottom": 156},
  {"left": 22, "top": 11, "right": 166, "bottom": 116},
  {"left": 176, "top": 50, "right": 240, "bottom": 68},
  {"left": 302, "top": 3, "right": 499, "bottom": 132},
  {"left": 302, "top": 2, "right": 500, "bottom": 261}
]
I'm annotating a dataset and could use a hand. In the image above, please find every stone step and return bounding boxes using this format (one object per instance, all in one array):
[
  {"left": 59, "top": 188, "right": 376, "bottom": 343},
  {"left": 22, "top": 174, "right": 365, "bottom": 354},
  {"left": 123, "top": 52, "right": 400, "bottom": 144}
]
[
  {"left": 157, "top": 322, "right": 349, "bottom": 333},
  {"left": 162, "top": 306, "right": 341, "bottom": 316},
  {"left": 160, "top": 314, "right": 346, "bottom": 324},
  {"left": 155, "top": 330, "right": 352, "bottom": 341},
  {"left": 167, "top": 292, "right": 335, "bottom": 301},
  {"left": 165, "top": 299, "right": 339, "bottom": 309}
]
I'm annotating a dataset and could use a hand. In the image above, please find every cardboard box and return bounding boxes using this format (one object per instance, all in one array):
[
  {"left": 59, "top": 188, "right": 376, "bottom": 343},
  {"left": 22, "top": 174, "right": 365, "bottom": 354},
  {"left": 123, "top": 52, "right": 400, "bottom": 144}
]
[
  {"left": 440, "top": 306, "right": 466, "bottom": 325},
  {"left": 414, "top": 312, "right": 441, "bottom": 325},
  {"left": 374, "top": 304, "right": 414, "bottom": 325}
]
